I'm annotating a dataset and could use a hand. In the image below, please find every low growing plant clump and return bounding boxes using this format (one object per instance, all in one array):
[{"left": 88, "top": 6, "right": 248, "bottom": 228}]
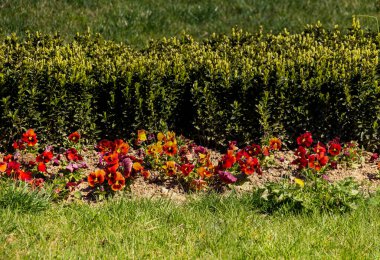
[{"left": 0, "top": 128, "right": 378, "bottom": 209}]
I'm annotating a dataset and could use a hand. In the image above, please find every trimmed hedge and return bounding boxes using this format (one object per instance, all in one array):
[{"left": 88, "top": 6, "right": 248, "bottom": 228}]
[{"left": 0, "top": 19, "right": 380, "bottom": 149}]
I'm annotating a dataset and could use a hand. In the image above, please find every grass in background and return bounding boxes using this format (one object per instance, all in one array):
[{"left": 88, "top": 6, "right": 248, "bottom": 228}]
[
  {"left": 0, "top": 193, "right": 379, "bottom": 258},
  {"left": 0, "top": 0, "right": 379, "bottom": 47}
]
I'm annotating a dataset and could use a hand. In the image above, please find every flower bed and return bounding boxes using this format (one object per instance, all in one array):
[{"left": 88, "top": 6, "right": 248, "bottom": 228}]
[{"left": 1, "top": 129, "right": 379, "bottom": 202}]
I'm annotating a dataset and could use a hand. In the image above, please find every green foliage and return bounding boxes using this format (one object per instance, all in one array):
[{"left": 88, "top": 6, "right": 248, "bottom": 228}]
[
  {"left": 1, "top": 21, "right": 380, "bottom": 148},
  {"left": 251, "top": 178, "right": 365, "bottom": 214},
  {"left": 0, "top": 180, "right": 51, "bottom": 213}
]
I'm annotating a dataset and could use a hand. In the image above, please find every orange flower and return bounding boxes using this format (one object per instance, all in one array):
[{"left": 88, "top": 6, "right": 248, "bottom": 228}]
[
  {"left": 197, "top": 166, "right": 213, "bottom": 178},
  {"left": 0, "top": 162, "right": 7, "bottom": 172},
  {"left": 105, "top": 163, "right": 119, "bottom": 173},
  {"left": 191, "top": 179, "right": 207, "bottom": 191},
  {"left": 108, "top": 171, "right": 125, "bottom": 191},
  {"left": 162, "top": 161, "right": 177, "bottom": 176},
  {"left": 22, "top": 129, "right": 38, "bottom": 147},
  {"left": 163, "top": 141, "right": 178, "bottom": 157},
  {"left": 269, "top": 137, "right": 281, "bottom": 151},
  {"left": 103, "top": 152, "right": 119, "bottom": 165},
  {"left": 137, "top": 130, "right": 147, "bottom": 143},
  {"left": 87, "top": 169, "right": 106, "bottom": 187},
  {"left": 114, "top": 139, "right": 130, "bottom": 155},
  {"left": 141, "top": 169, "right": 151, "bottom": 180},
  {"left": 133, "top": 162, "right": 143, "bottom": 172},
  {"left": 68, "top": 131, "right": 81, "bottom": 143}
]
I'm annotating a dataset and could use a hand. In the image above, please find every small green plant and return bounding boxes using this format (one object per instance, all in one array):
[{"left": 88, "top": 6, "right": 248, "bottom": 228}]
[
  {"left": 0, "top": 179, "right": 51, "bottom": 213},
  {"left": 251, "top": 177, "right": 364, "bottom": 214}
]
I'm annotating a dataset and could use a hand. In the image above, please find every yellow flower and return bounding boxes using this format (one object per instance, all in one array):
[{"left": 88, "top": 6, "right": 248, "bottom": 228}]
[{"left": 294, "top": 178, "right": 304, "bottom": 188}]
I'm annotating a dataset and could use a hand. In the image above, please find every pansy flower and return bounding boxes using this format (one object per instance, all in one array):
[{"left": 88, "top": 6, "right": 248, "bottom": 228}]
[
  {"left": 68, "top": 131, "right": 81, "bottom": 143},
  {"left": 6, "top": 161, "right": 21, "bottom": 177},
  {"left": 328, "top": 143, "right": 341, "bottom": 156},
  {"left": 221, "top": 150, "right": 236, "bottom": 169},
  {"left": 87, "top": 169, "right": 106, "bottom": 187},
  {"left": 313, "top": 142, "right": 326, "bottom": 154},
  {"left": 162, "top": 161, "right": 177, "bottom": 176},
  {"left": 191, "top": 179, "right": 207, "bottom": 191},
  {"left": 36, "top": 151, "right": 54, "bottom": 163},
  {"left": 297, "top": 132, "right": 313, "bottom": 147},
  {"left": 269, "top": 137, "right": 281, "bottom": 151},
  {"left": 180, "top": 163, "right": 195, "bottom": 177},
  {"left": 218, "top": 171, "right": 237, "bottom": 184},
  {"left": 240, "top": 157, "right": 259, "bottom": 175},
  {"left": 163, "top": 141, "right": 178, "bottom": 157},
  {"left": 308, "top": 152, "right": 329, "bottom": 171},
  {"left": 108, "top": 171, "right": 125, "bottom": 191},
  {"left": 65, "top": 148, "right": 82, "bottom": 162},
  {"left": 114, "top": 139, "right": 130, "bottom": 155},
  {"left": 22, "top": 129, "right": 38, "bottom": 147}
]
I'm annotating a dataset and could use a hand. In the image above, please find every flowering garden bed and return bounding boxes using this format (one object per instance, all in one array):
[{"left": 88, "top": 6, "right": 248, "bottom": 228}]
[{"left": 1, "top": 129, "right": 380, "bottom": 205}]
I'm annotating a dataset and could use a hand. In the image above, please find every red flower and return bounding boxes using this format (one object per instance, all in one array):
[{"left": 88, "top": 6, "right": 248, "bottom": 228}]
[
  {"left": 236, "top": 150, "right": 250, "bottom": 164},
  {"left": 328, "top": 143, "right": 342, "bottom": 156},
  {"left": 37, "top": 162, "right": 47, "bottom": 173},
  {"left": 18, "top": 170, "right": 32, "bottom": 181},
  {"left": 240, "top": 157, "right": 259, "bottom": 175},
  {"left": 221, "top": 150, "right": 236, "bottom": 169},
  {"left": 6, "top": 161, "right": 21, "bottom": 177},
  {"left": 295, "top": 146, "right": 308, "bottom": 158},
  {"left": 87, "top": 169, "right": 106, "bottom": 187},
  {"left": 180, "top": 163, "right": 195, "bottom": 177},
  {"left": 65, "top": 148, "right": 82, "bottom": 162},
  {"left": 36, "top": 151, "right": 54, "bottom": 163},
  {"left": 262, "top": 146, "right": 270, "bottom": 156},
  {"left": 291, "top": 157, "right": 308, "bottom": 169},
  {"left": 297, "top": 132, "right": 313, "bottom": 147},
  {"left": 108, "top": 171, "right": 125, "bottom": 191},
  {"left": 97, "top": 139, "right": 114, "bottom": 154},
  {"left": 3, "top": 154, "right": 14, "bottom": 163},
  {"left": 246, "top": 144, "right": 261, "bottom": 156},
  {"left": 22, "top": 129, "right": 38, "bottom": 147},
  {"left": 13, "top": 139, "right": 26, "bottom": 150},
  {"left": 308, "top": 152, "right": 329, "bottom": 171},
  {"left": 269, "top": 138, "right": 281, "bottom": 151},
  {"left": 68, "top": 131, "right": 81, "bottom": 143},
  {"left": 313, "top": 142, "right": 326, "bottom": 154}
]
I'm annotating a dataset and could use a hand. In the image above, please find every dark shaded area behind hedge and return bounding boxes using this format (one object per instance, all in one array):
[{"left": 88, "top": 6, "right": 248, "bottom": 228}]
[{"left": 0, "top": 20, "right": 380, "bottom": 150}]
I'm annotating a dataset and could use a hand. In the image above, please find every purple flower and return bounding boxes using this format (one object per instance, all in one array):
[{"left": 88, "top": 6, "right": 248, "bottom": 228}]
[
  {"left": 66, "top": 163, "right": 79, "bottom": 173},
  {"left": 322, "top": 175, "right": 330, "bottom": 181},
  {"left": 370, "top": 153, "right": 379, "bottom": 163},
  {"left": 121, "top": 158, "right": 133, "bottom": 176},
  {"left": 53, "top": 158, "right": 60, "bottom": 166},
  {"left": 194, "top": 146, "right": 207, "bottom": 155},
  {"left": 79, "top": 162, "right": 88, "bottom": 169},
  {"left": 218, "top": 171, "right": 237, "bottom": 184}
]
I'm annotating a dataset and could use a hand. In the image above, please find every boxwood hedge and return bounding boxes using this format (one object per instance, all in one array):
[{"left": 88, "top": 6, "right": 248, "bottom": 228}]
[{"left": 0, "top": 19, "right": 379, "bottom": 149}]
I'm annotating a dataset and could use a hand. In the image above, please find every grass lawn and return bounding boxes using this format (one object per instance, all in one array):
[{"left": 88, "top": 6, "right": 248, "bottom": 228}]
[
  {"left": 1, "top": 190, "right": 380, "bottom": 259},
  {"left": 0, "top": 0, "right": 378, "bottom": 47}
]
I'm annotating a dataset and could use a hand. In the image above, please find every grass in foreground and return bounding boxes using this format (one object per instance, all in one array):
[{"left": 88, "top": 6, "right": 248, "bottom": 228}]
[
  {"left": 0, "top": 191, "right": 380, "bottom": 259},
  {"left": 0, "top": 0, "right": 379, "bottom": 47}
]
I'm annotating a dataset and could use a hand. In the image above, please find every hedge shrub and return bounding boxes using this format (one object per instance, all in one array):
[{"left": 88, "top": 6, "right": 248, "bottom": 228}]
[{"left": 0, "top": 18, "right": 379, "bottom": 149}]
